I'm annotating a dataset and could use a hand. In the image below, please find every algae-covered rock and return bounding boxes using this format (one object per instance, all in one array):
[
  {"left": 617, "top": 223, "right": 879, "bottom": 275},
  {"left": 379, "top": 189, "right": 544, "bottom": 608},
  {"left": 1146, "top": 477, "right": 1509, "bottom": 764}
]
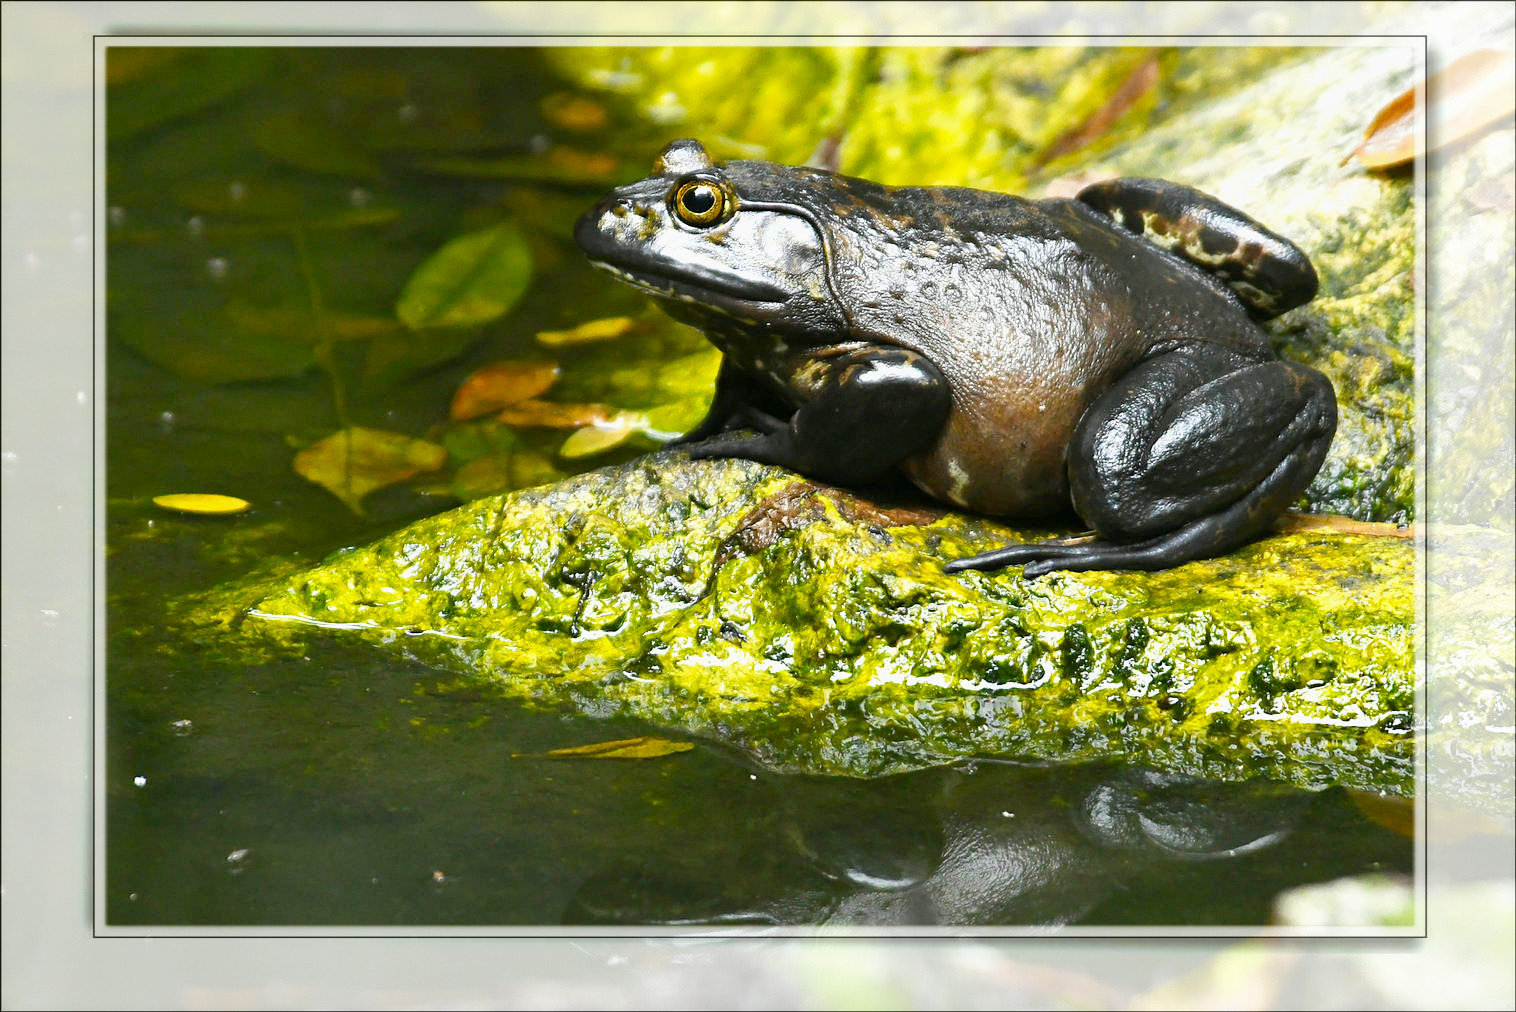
[{"left": 225, "top": 453, "right": 1421, "bottom": 795}]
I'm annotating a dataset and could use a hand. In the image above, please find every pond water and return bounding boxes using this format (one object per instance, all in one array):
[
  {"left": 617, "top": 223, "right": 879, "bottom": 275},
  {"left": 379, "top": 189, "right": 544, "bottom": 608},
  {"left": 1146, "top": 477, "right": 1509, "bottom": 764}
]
[{"left": 105, "top": 45, "right": 1410, "bottom": 928}]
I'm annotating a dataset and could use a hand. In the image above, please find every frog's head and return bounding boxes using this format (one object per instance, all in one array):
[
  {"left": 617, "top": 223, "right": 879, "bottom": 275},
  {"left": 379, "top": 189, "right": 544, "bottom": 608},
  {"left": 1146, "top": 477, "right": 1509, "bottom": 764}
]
[{"left": 575, "top": 139, "right": 848, "bottom": 339}]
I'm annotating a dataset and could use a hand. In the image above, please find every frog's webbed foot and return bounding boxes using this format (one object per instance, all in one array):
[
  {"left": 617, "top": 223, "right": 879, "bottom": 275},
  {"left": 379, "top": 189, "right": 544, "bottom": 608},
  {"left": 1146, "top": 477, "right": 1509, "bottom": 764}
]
[
  {"left": 949, "top": 342, "right": 1336, "bottom": 578},
  {"left": 1076, "top": 177, "right": 1318, "bottom": 320},
  {"left": 688, "top": 345, "right": 951, "bottom": 487}
]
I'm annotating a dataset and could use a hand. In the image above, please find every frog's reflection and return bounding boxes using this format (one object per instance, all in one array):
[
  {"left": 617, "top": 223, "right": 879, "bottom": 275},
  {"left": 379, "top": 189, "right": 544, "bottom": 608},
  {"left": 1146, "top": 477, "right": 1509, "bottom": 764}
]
[{"left": 563, "top": 762, "right": 1324, "bottom": 927}]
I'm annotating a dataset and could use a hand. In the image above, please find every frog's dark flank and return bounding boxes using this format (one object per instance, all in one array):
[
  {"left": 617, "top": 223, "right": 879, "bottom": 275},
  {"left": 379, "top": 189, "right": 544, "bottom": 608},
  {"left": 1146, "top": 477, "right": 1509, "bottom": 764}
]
[{"left": 575, "top": 138, "right": 1337, "bottom": 577}]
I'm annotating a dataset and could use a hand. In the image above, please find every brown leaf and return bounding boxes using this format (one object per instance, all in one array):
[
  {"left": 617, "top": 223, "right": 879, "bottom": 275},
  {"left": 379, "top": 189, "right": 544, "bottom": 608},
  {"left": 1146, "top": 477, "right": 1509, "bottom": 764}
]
[
  {"left": 1347, "top": 49, "right": 1516, "bottom": 169},
  {"left": 496, "top": 399, "right": 614, "bottom": 429},
  {"left": 293, "top": 427, "right": 447, "bottom": 514},
  {"left": 512, "top": 736, "right": 695, "bottom": 760},
  {"left": 1344, "top": 789, "right": 1414, "bottom": 839},
  {"left": 1034, "top": 55, "right": 1160, "bottom": 168},
  {"left": 539, "top": 92, "right": 610, "bottom": 132},
  {"left": 449, "top": 361, "right": 561, "bottom": 421}
]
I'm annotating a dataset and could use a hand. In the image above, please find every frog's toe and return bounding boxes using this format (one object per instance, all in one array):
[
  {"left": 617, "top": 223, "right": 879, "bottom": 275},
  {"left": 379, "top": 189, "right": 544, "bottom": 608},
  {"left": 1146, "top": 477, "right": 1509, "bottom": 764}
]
[{"left": 943, "top": 539, "right": 1096, "bottom": 573}]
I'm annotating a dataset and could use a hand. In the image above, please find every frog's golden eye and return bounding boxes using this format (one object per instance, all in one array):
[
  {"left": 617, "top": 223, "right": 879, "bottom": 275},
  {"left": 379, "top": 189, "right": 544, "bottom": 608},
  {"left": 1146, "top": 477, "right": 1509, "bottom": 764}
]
[{"left": 672, "top": 179, "right": 731, "bottom": 227}]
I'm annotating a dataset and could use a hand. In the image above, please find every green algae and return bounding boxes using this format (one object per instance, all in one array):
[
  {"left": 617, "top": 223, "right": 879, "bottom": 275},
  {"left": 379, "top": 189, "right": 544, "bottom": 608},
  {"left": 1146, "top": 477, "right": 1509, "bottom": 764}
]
[{"left": 207, "top": 453, "right": 1423, "bottom": 796}]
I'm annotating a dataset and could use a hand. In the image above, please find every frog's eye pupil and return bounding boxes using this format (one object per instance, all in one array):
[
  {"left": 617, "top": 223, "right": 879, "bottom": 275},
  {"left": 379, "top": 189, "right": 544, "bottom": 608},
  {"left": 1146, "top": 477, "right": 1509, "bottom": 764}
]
[{"left": 673, "top": 180, "right": 729, "bottom": 226}]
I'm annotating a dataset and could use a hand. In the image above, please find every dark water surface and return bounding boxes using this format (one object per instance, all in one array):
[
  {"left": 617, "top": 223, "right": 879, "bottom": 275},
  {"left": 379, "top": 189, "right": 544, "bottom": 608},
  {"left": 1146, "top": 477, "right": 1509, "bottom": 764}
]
[{"left": 105, "top": 46, "right": 1409, "bottom": 927}]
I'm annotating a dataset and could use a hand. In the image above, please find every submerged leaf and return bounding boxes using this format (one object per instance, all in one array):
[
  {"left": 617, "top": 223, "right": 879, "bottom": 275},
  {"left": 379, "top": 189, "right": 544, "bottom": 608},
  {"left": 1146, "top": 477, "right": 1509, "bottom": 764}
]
[
  {"left": 557, "top": 419, "right": 641, "bottom": 459},
  {"left": 513, "top": 736, "right": 695, "bottom": 760},
  {"left": 496, "top": 399, "right": 614, "bottom": 429},
  {"left": 396, "top": 222, "right": 532, "bottom": 331},
  {"left": 452, "top": 450, "right": 566, "bottom": 500},
  {"left": 535, "top": 315, "right": 638, "bottom": 347},
  {"left": 152, "top": 493, "right": 251, "bottom": 516},
  {"left": 292, "top": 427, "right": 447, "bottom": 514},
  {"left": 451, "top": 454, "right": 515, "bottom": 500},
  {"left": 224, "top": 301, "right": 402, "bottom": 344},
  {"left": 251, "top": 110, "right": 382, "bottom": 180},
  {"left": 1348, "top": 49, "right": 1516, "bottom": 169},
  {"left": 450, "top": 361, "right": 561, "bottom": 421},
  {"left": 539, "top": 92, "right": 610, "bottom": 132}
]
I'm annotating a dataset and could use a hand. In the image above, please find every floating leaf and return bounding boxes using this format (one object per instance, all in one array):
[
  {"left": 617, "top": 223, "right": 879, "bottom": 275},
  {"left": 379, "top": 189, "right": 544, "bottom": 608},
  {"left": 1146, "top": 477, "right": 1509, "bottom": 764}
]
[
  {"left": 512, "top": 736, "right": 695, "bottom": 760},
  {"left": 396, "top": 222, "right": 532, "bottom": 331},
  {"left": 496, "top": 399, "right": 614, "bottom": 429},
  {"left": 152, "top": 493, "right": 251, "bottom": 516},
  {"left": 251, "top": 110, "right": 382, "bottom": 180},
  {"left": 293, "top": 427, "right": 446, "bottom": 514},
  {"left": 535, "top": 316, "right": 638, "bottom": 347},
  {"left": 1347, "top": 49, "right": 1516, "bottom": 169},
  {"left": 449, "top": 361, "right": 561, "bottom": 421},
  {"left": 558, "top": 418, "right": 641, "bottom": 459}
]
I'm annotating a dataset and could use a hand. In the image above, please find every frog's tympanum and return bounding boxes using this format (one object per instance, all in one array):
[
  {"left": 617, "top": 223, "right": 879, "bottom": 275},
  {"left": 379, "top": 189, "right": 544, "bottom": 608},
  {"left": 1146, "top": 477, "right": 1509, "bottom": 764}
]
[{"left": 576, "top": 139, "right": 1336, "bottom": 576}]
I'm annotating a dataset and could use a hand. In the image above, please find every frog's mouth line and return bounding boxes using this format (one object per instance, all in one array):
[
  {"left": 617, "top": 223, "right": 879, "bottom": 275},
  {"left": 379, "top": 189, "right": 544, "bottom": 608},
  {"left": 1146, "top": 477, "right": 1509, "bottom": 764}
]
[{"left": 586, "top": 258, "right": 792, "bottom": 309}]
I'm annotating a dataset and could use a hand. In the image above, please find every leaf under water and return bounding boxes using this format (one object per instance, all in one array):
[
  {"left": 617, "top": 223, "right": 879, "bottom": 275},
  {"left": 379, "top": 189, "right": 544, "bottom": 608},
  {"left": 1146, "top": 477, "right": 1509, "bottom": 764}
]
[
  {"left": 512, "top": 736, "right": 696, "bottom": 760},
  {"left": 292, "top": 427, "right": 447, "bottom": 514},
  {"left": 449, "top": 361, "right": 562, "bottom": 421},
  {"left": 396, "top": 222, "right": 533, "bottom": 331}
]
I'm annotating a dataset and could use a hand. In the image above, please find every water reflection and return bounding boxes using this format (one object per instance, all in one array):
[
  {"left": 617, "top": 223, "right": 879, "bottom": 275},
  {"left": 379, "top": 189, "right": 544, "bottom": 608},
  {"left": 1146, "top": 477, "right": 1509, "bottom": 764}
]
[{"left": 566, "top": 761, "right": 1331, "bottom": 927}]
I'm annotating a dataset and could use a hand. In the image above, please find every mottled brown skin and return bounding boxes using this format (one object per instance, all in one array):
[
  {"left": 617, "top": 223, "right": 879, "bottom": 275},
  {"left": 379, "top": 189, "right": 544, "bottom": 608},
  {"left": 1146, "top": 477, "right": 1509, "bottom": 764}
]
[{"left": 576, "top": 139, "right": 1335, "bottom": 575}]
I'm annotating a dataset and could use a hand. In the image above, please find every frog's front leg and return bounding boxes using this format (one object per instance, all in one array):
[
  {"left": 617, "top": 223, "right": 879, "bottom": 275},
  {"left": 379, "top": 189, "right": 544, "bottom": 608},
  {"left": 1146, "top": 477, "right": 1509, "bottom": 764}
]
[
  {"left": 946, "top": 343, "right": 1336, "bottom": 577},
  {"left": 667, "top": 356, "right": 793, "bottom": 447},
  {"left": 685, "top": 346, "right": 952, "bottom": 487}
]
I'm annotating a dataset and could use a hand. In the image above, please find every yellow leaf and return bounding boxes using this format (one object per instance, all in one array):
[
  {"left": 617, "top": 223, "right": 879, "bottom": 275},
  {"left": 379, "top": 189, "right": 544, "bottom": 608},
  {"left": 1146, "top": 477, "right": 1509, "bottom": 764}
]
[
  {"left": 558, "top": 416, "right": 642, "bottom": 459},
  {"left": 449, "top": 361, "right": 561, "bottom": 421},
  {"left": 512, "top": 736, "right": 695, "bottom": 760},
  {"left": 152, "top": 493, "right": 251, "bottom": 516},
  {"left": 535, "top": 315, "right": 637, "bottom": 347},
  {"left": 292, "top": 427, "right": 447, "bottom": 514}
]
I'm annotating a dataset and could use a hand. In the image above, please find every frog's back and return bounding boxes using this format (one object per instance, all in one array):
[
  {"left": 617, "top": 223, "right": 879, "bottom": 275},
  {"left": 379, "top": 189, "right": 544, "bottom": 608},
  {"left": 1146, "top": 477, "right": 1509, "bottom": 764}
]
[{"left": 823, "top": 177, "right": 1277, "bottom": 516}]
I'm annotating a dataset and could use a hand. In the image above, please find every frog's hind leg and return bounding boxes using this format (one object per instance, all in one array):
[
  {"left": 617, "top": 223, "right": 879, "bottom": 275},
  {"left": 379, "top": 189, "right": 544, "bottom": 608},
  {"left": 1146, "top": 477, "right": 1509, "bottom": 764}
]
[
  {"left": 945, "top": 343, "right": 1336, "bottom": 577},
  {"left": 1077, "top": 177, "right": 1318, "bottom": 320}
]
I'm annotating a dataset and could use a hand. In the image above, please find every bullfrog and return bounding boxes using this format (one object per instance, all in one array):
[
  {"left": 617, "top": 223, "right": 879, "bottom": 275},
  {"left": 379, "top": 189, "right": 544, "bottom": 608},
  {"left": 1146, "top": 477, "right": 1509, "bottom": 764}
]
[{"left": 575, "top": 139, "right": 1336, "bottom": 576}]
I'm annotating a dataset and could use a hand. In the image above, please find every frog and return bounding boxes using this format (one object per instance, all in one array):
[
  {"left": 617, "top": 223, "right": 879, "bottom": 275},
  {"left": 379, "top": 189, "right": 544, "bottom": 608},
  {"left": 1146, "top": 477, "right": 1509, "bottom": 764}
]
[{"left": 575, "top": 139, "right": 1336, "bottom": 576}]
